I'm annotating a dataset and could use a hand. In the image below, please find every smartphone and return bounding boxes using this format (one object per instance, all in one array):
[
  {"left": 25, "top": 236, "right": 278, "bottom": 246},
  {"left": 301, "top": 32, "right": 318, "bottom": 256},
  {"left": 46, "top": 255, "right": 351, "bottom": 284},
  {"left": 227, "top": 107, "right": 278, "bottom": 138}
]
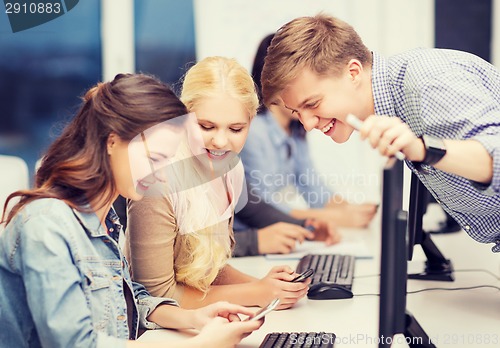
[
  {"left": 246, "top": 298, "right": 280, "bottom": 321},
  {"left": 305, "top": 224, "right": 315, "bottom": 233},
  {"left": 291, "top": 268, "right": 314, "bottom": 282}
]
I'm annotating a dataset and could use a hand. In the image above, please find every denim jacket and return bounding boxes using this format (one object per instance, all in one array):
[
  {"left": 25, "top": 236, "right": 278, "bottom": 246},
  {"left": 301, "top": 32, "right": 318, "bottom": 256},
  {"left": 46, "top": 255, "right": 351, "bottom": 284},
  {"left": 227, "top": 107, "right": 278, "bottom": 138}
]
[{"left": 0, "top": 198, "right": 178, "bottom": 348}]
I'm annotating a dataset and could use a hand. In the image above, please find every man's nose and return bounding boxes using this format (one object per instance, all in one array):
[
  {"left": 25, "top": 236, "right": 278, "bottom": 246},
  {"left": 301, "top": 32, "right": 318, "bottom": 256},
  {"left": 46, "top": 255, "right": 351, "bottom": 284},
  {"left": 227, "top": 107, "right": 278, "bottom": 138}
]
[{"left": 299, "top": 111, "right": 320, "bottom": 132}]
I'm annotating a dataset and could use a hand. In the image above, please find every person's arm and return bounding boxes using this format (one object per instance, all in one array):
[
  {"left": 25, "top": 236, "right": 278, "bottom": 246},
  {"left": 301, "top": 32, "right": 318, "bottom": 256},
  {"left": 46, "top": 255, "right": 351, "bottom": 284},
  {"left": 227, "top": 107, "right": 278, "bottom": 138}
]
[
  {"left": 214, "top": 264, "right": 257, "bottom": 284},
  {"left": 288, "top": 205, "right": 377, "bottom": 229},
  {"left": 129, "top": 312, "right": 263, "bottom": 348},
  {"left": 359, "top": 116, "right": 495, "bottom": 184},
  {"left": 178, "top": 265, "right": 309, "bottom": 310},
  {"left": 147, "top": 301, "right": 256, "bottom": 330},
  {"left": 232, "top": 228, "right": 260, "bottom": 257},
  {"left": 360, "top": 67, "right": 499, "bottom": 191},
  {"left": 126, "top": 195, "right": 184, "bottom": 300},
  {"left": 129, "top": 302, "right": 264, "bottom": 348},
  {"left": 434, "top": 139, "right": 494, "bottom": 185}
]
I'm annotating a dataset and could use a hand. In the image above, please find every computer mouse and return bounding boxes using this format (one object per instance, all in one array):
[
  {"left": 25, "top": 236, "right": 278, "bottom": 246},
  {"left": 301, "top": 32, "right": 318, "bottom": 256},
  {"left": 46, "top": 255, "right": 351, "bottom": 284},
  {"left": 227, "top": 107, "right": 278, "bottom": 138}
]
[{"left": 307, "top": 283, "right": 354, "bottom": 300}]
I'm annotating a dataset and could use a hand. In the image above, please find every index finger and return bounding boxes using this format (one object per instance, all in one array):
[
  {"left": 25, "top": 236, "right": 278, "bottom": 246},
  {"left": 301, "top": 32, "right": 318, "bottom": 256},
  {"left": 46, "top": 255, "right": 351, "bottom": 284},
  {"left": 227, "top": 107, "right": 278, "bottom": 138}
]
[
  {"left": 281, "top": 225, "right": 314, "bottom": 242},
  {"left": 214, "top": 302, "right": 257, "bottom": 317},
  {"left": 358, "top": 115, "right": 377, "bottom": 139}
]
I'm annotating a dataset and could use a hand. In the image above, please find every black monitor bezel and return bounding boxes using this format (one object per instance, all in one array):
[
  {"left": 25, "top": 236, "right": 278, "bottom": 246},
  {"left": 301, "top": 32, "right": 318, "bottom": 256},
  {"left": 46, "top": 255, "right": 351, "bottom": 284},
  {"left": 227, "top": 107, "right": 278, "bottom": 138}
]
[{"left": 378, "top": 158, "right": 407, "bottom": 345}]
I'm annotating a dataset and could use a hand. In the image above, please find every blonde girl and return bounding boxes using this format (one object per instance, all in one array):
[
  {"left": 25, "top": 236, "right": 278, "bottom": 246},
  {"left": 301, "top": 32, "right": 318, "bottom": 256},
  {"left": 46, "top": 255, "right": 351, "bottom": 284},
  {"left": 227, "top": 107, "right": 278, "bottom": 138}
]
[{"left": 125, "top": 57, "right": 309, "bottom": 310}]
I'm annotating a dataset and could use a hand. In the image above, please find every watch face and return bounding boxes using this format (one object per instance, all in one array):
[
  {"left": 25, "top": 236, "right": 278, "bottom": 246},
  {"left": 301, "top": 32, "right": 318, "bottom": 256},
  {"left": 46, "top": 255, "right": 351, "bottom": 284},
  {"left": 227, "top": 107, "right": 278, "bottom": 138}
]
[{"left": 426, "top": 136, "right": 445, "bottom": 150}]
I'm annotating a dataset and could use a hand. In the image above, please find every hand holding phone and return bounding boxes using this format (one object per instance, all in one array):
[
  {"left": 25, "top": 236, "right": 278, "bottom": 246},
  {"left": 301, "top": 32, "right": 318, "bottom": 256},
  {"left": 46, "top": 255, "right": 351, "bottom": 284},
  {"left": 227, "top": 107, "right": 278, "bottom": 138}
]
[
  {"left": 246, "top": 298, "right": 280, "bottom": 321},
  {"left": 291, "top": 268, "right": 314, "bottom": 282}
]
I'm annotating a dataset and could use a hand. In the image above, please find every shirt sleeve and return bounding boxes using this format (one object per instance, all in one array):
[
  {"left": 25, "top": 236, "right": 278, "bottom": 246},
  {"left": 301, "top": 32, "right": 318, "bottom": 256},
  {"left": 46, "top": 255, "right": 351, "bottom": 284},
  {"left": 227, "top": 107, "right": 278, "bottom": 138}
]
[
  {"left": 470, "top": 134, "right": 500, "bottom": 194},
  {"left": 235, "top": 184, "right": 306, "bottom": 228},
  {"left": 240, "top": 127, "right": 293, "bottom": 213},
  {"left": 17, "top": 211, "right": 126, "bottom": 348},
  {"left": 125, "top": 195, "right": 185, "bottom": 301},
  {"left": 126, "top": 263, "right": 179, "bottom": 330},
  {"left": 419, "top": 67, "right": 500, "bottom": 194},
  {"left": 232, "top": 228, "right": 260, "bottom": 257}
]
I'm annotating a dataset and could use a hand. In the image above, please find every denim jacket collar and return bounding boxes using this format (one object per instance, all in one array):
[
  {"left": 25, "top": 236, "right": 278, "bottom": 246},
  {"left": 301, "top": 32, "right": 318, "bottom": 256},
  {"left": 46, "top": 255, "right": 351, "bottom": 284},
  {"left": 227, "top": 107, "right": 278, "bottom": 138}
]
[{"left": 71, "top": 205, "right": 119, "bottom": 238}]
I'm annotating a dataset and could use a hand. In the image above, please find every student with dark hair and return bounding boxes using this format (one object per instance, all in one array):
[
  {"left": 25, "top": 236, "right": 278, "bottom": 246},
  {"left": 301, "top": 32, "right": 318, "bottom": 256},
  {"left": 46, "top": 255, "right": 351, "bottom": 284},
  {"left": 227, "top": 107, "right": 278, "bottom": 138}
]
[
  {"left": 261, "top": 14, "right": 500, "bottom": 252},
  {"left": 0, "top": 73, "right": 262, "bottom": 348}
]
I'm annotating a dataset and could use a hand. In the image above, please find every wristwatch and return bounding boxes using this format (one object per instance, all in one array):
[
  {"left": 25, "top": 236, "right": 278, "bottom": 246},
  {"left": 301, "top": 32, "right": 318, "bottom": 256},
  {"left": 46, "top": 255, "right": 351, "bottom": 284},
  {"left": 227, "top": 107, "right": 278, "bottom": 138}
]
[{"left": 420, "top": 134, "right": 446, "bottom": 166}]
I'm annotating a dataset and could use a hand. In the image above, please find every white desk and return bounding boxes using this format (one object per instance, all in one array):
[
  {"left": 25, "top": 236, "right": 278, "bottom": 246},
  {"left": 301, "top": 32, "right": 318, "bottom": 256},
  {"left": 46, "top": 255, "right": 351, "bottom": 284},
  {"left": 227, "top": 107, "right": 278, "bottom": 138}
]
[{"left": 139, "top": 229, "right": 500, "bottom": 347}]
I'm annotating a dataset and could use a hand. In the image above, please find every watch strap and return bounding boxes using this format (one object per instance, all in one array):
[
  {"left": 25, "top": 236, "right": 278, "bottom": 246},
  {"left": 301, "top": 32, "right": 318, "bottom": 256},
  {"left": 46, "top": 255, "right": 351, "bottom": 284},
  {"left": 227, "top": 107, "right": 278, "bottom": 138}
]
[{"left": 421, "top": 135, "right": 446, "bottom": 166}]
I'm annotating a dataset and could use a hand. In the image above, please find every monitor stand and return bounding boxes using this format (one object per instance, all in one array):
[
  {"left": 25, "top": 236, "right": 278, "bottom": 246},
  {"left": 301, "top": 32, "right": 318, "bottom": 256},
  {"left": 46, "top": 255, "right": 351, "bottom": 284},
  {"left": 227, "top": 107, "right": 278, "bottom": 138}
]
[
  {"left": 408, "top": 231, "right": 454, "bottom": 281},
  {"left": 405, "top": 311, "right": 436, "bottom": 348}
]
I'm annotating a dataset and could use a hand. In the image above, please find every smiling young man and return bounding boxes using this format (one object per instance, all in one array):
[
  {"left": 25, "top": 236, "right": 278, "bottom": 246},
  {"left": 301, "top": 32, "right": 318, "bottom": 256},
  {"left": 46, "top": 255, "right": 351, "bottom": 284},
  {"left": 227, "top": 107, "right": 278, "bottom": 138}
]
[{"left": 261, "top": 14, "right": 500, "bottom": 252}]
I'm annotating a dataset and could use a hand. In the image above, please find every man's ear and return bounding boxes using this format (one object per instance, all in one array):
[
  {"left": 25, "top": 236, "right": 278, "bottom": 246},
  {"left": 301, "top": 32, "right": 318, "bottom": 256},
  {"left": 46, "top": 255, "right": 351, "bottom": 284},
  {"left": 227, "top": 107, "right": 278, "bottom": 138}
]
[
  {"left": 107, "top": 133, "right": 118, "bottom": 155},
  {"left": 347, "top": 59, "right": 363, "bottom": 82}
]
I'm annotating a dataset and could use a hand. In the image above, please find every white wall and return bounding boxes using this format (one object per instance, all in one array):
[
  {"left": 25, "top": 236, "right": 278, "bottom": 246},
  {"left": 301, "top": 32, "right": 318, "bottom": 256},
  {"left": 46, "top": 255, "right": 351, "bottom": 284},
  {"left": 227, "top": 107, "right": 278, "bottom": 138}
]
[
  {"left": 194, "top": 0, "right": 434, "bottom": 204},
  {"left": 101, "top": 0, "right": 135, "bottom": 82}
]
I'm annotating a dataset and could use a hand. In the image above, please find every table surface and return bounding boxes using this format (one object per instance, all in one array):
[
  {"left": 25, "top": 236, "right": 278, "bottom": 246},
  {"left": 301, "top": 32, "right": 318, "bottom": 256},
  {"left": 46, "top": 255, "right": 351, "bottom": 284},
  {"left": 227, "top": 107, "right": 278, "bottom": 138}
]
[{"left": 139, "top": 223, "right": 500, "bottom": 348}]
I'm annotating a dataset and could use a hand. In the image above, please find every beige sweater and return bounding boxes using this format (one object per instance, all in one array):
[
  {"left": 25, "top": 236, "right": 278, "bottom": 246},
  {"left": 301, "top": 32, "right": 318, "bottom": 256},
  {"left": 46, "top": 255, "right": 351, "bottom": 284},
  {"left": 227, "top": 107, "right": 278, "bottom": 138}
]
[
  {"left": 124, "top": 159, "right": 244, "bottom": 302},
  {"left": 124, "top": 191, "right": 237, "bottom": 302},
  {"left": 124, "top": 195, "right": 187, "bottom": 301}
]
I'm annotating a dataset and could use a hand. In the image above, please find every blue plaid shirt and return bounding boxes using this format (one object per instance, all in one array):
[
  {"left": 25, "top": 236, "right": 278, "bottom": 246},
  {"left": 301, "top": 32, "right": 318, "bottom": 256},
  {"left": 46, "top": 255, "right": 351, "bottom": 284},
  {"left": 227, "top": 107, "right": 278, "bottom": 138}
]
[{"left": 372, "top": 49, "right": 500, "bottom": 252}]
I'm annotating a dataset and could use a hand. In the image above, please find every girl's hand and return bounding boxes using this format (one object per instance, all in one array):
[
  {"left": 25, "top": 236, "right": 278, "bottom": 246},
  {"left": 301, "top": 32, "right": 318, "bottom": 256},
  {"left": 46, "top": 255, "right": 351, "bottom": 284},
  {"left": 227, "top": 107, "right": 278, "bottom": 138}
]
[
  {"left": 257, "top": 222, "right": 315, "bottom": 254},
  {"left": 192, "top": 316, "right": 264, "bottom": 348},
  {"left": 255, "top": 265, "right": 310, "bottom": 310},
  {"left": 327, "top": 203, "right": 378, "bottom": 228},
  {"left": 190, "top": 301, "right": 257, "bottom": 330},
  {"left": 304, "top": 219, "right": 341, "bottom": 245}
]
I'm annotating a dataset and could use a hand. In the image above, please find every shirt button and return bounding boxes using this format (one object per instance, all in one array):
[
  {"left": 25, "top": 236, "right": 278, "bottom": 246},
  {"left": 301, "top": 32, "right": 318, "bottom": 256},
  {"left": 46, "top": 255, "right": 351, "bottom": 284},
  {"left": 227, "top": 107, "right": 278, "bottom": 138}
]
[
  {"left": 109, "top": 228, "right": 114, "bottom": 232},
  {"left": 117, "top": 315, "right": 126, "bottom": 321},
  {"left": 464, "top": 225, "right": 470, "bottom": 230}
]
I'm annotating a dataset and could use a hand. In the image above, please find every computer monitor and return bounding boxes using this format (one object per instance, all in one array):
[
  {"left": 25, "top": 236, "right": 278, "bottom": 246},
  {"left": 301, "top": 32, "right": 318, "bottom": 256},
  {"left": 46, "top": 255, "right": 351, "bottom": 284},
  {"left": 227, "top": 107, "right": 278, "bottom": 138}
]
[
  {"left": 378, "top": 158, "right": 435, "bottom": 348},
  {"left": 407, "top": 172, "right": 454, "bottom": 281}
]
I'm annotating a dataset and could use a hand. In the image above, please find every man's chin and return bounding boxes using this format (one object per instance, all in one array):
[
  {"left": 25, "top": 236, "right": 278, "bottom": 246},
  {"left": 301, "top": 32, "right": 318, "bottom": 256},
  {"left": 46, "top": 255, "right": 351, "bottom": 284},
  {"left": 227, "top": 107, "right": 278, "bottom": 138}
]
[{"left": 330, "top": 135, "right": 349, "bottom": 144}]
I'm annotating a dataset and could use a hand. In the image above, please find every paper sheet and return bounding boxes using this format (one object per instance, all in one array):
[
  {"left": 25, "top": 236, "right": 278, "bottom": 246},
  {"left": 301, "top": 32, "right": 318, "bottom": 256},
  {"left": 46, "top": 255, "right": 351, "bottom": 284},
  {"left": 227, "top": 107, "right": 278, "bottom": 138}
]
[{"left": 265, "top": 237, "right": 374, "bottom": 260}]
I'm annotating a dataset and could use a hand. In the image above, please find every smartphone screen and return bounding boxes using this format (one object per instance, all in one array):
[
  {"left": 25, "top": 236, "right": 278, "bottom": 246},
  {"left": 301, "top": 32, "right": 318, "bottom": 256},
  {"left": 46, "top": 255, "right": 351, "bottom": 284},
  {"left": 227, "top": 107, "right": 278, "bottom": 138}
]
[{"left": 246, "top": 298, "right": 280, "bottom": 321}]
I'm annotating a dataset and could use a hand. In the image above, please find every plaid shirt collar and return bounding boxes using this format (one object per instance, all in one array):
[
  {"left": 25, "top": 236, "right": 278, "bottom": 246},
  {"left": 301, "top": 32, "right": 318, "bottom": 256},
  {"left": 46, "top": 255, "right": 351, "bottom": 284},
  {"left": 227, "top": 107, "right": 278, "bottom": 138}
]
[{"left": 371, "top": 51, "right": 396, "bottom": 117}]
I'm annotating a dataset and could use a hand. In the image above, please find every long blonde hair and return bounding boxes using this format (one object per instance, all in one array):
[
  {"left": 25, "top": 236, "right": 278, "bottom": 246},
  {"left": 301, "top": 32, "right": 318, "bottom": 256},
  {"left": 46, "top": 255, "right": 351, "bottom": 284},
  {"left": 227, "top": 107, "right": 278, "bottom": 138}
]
[{"left": 171, "top": 57, "right": 258, "bottom": 293}]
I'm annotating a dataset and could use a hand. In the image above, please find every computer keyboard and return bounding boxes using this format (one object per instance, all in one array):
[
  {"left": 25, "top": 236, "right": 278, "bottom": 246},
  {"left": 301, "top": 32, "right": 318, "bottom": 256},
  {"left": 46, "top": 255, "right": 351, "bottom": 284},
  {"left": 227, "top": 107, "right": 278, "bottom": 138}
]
[
  {"left": 296, "top": 254, "right": 355, "bottom": 300},
  {"left": 259, "top": 332, "right": 336, "bottom": 348}
]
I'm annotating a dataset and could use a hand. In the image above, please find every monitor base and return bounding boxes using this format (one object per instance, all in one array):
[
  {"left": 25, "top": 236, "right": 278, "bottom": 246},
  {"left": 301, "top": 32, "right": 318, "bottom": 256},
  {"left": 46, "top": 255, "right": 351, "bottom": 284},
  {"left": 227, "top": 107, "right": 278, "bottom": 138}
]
[
  {"left": 405, "top": 311, "right": 436, "bottom": 348},
  {"left": 408, "top": 259, "right": 455, "bottom": 282}
]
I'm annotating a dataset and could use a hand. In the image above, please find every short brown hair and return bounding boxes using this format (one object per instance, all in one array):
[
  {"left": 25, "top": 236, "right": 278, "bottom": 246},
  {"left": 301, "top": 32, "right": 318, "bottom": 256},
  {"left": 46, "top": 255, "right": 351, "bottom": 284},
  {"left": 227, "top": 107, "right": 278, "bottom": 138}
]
[{"left": 261, "top": 14, "right": 372, "bottom": 107}]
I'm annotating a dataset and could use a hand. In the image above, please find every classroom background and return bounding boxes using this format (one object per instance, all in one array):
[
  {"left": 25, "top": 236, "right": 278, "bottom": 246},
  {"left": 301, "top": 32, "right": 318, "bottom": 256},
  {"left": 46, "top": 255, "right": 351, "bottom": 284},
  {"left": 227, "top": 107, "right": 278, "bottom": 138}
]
[{"left": 0, "top": 0, "right": 498, "bottom": 208}]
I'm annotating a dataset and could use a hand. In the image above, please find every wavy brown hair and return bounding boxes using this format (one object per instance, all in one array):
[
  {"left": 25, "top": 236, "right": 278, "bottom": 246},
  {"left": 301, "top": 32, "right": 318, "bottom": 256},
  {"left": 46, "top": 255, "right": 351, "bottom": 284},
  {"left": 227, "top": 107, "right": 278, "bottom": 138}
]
[{"left": 1, "top": 73, "right": 187, "bottom": 226}]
